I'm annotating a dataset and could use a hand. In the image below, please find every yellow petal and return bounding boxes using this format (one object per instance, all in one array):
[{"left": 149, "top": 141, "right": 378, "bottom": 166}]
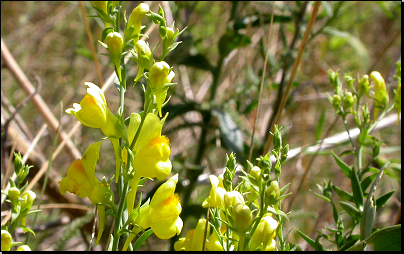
[{"left": 59, "top": 160, "right": 93, "bottom": 198}]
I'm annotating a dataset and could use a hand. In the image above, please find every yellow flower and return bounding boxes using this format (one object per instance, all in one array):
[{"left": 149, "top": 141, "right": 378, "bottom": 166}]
[
  {"left": 206, "top": 231, "right": 224, "bottom": 251},
  {"left": 20, "top": 190, "right": 36, "bottom": 231},
  {"left": 174, "top": 218, "right": 207, "bottom": 251},
  {"left": 126, "top": 113, "right": 172, "bottom": 181},
  {"left": 224, "top": 190, "right": 245, "bottom": 211},
  {"left": 149, "top": 61, "right": 175, "bottom": 117},
  {"left": 66, "top": 82, "right": 120, "bottom": 136},
  {"left": 59, "top": 142, "right": 110, "bottom": 205},
  {"left": 66, "top": 82, "right": 126, "bottom": 181},
  {"left": 16, "top": 245, "right": 31, "bottom": 251},
  {"left": 370, "top": 71, "right": 389, "bottom": 121},
  {"left": 129, "top": 174, "right": 182, "bottom": 241},
  {"left": 124, "top": 3, "right": 150, "bottom": 43},
  {"left": 249, "top": 213, "right": 278, "bottom": 251},
  {"left": 202, "top": 175, "right": 226, "bottom": 209},
  {"left": 1, "top": 230, "right": 12, "bottom": 251},
  {"left": 233, "top": 204, "right": 252, "bottom": 234}
]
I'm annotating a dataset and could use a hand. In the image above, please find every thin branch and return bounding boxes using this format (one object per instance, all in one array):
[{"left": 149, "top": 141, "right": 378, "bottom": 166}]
[{"left": 264, "top": 1, "right": 321, "bottom": 154}]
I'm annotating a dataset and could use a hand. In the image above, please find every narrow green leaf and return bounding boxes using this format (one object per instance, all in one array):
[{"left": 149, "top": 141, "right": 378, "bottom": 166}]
[
  {"left": 295, "top": 229, "right": 316, "bottom": 248},
  {"left": 279, "top": 182, "right": 291, "bottom": 195},
  {"left": 332, "top": 185, "right": 354, "bottom": 202},
  {"left": 331, "top": 151, "right": 352, "bottom": 177},
  {"left": 133, "top": 229, "right": 154, "bottom": 251},
  {"left": 339, "top": 201, "right": 361, "bottom": 220},
  {"left": 351, "top": 167, "right": 364, "bottom": 210},
  {"left": 361, "top": 162, "right": 389, "bottom": 240},
  {"left": 360, "top": 173, "right": 378, "bottom": 192},
  {"left": 375, "top": 190, "right": 395, "bottom": 211},
  {"left": 310, "top": 190, "right": 331, "bottom": 203}
]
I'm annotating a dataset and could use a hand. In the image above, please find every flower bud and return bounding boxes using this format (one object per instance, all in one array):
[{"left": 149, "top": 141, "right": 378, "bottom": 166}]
[
  {"left": 281, "top": 144, "right": 289, "bottom": 163},
  {"left": 272, "top": 125, "right": 282, "bottom": 149},
  {"left": 265, "top": 181, "right": 280, "bottom": 206},
  {"left": 8, "top": 187, "right": 20, "bottom": 204},
  {"left": 125, "top": 3, "right": 150, "bottom": 43},
  {"left": 17, "top": 245, "right": 31, "bottom": 251},
  {"left": 233, "top": 204, "right": 252, "bottom": 233},
  {"left": 370, "top": 71, "right": 389, "bottom": 120},
  {"left": 105, "top": 32, "right": 123, "bottom": 82},
  {"left": 249, "top": 213, "right": 278, "bottom": 251},
  {"left": 20, "top": 190, "right": 36, "bottom": 230},
  {"left": 250, "top": 166, "right": 261, "bottom": 180},
  {"left": 149, "top": 61, "right": 174, "bottom": 116},
  {"left": 358, "top": 75, "right": 371, "bottom": 98},
  {"left": 343, "top": 91, "right": 355, "bottom": 111},
  {"left": 91, "top": 1, "right": 109, "bottom": 27},
  {"left": 1, "top": 230, "right": 12, "bottom": 251},
  {"left": 224, "top": 191, "right": 245, "bottom": 211},
  {"left": 202, "top": 175, "right": 226, "bottom": 209},
  {"left": 332, "top": 94, "right": 341, "bottom": 111}
]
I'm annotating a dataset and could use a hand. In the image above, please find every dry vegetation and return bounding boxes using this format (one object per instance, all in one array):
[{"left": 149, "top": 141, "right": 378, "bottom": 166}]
[{"left": 1, "top": 1, "right": 401, "bottom": 251}]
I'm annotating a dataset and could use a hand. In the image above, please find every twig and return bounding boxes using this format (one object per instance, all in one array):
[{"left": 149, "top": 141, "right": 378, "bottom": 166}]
[
  {"left": 264, "top": 1, "right": 321, "bottom": 154},
  {"left": 248, "top": 3, "right": 276, "bottom": 162},
  {"left": 1, "top": 38, "right": 81, "bottom": 160}
]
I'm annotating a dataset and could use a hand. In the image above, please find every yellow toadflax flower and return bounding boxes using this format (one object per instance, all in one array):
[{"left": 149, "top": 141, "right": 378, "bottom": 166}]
[
  {"left": 66, "top": 82, "right": 126, "bottom": 182},
  {"left": 124, "top": 174, "right": 183, "bottom": 250},
  {"left": 249, "top": 213, "right": 278, "bottom": 251},
  {"left": 149, "top": 61, "right": 175, "bottom": 117},
  {"left": 174, "top": 218, "right": 207, "bottom": 251},
  {"left": 370, "top": 71, "right": 389, "bottom": 121},
  {"left": 202, "top": 174, "right": 226, "bottom": 209},
  {"left": 127, "top": 113, "right": 172, "bottom": 181},
  {"left": 59, "top": 141, "right": 109, "bottom": 246}
]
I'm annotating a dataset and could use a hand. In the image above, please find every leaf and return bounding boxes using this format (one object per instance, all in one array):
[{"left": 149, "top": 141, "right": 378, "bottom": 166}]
[
  {"left": 360, "top": 162, "right": 389, "bottom": 240},
  {"left": 332, "top": 185, "right": 354, "bottom": 203},
  {"left": 366, "top": 224, "right": 401, "bottom": 251},
  {"left": 310, "top": 189, "right": 331, "bottom": 203},
  {"left": 360, "top": 173, "right": 378, "bottom": 192},
  {"left": 133, "top": 229, "right": 154, "bottom": 251},
  {"left": 339, "top": 201, "right": 361, "bottom": 220},
  {"left": 351, "top": 167, "right": 364, "bottom": 210},
  {"left": 20, "top": 226, "right": 35, "bottom": 236},
  {"left": 331, "top": 151, "right": 352, "bottom": 178},
  {"left": 375, "top": 190, "right": 395, "bottom": 211},
  {"left": 295, "top": 229, "right": 316, "bottom": 248}
]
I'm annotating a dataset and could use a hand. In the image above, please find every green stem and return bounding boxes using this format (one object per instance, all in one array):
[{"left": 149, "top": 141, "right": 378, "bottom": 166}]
[{"left": 112, "top": 180, "right": 129, "bottom": 251}]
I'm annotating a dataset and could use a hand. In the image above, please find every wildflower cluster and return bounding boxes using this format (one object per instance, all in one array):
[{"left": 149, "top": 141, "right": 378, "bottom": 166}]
[
  {"left": 59, "top": 2, "right": 185, "bottom": 250},
  {"left": 175, "top": 126, "right": 292, "bottom": 251},
  {"left": 1, "top": 152, "right": 37, "bottom": 251},
  {"left": 297, "top": 65, "right": 401, "bottom": 250}
]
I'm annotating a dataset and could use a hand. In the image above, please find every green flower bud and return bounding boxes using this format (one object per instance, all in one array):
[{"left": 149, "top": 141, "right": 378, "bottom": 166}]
[
  {"left": 1, "top": 230, "right": 12, "bottom": 251},
  {"left": 265, "top": 181, "right": 280, "bottom": 206},
  {"left": 250, "top": 166, "right": 261, "bottom": 180},
  {"left": 91, "top": 1, "right": 109, "bottom": 27},
  {"left": 105, "top": 32, "right": 123, "bottom": 82},
  {"left": 272, "top": 125, "right": 282, "bottom": 150},
  {"left": 332, "top": 94, "right": 341, "bottom": 111},
  {"left": 149, "top": 61, "right": 174, "bottom": 116},
  {"left": 370, "top": 71, "right": 389, "bottom": 121},
  {"left": 344, "top": 74, "right": 355, "bottom": 91},
  {"left": 358, "top": 75, "right": 371, "bottom": 98},
  {"left": 233, "top": 204, "right": 252, "bottom": 233},
  {"left": 343, "top": 91, "right": 355, "bottom": 111},
  {"left": 125, "top": 3, "right": 150, "bottom": 43},
  {"left": 8, "top": 187, "right": 20, "bottom": 204},
  {"left": 20, "top": 190, "right": 36, "bottom": 230},
  {"left": 17, "top": 245, "right": 31, "bottom": 251}
]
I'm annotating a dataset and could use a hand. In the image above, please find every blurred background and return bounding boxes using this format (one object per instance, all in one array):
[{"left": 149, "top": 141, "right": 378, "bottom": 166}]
[{"left": 1, "top": 1, "right": 401, "bottom": 251}]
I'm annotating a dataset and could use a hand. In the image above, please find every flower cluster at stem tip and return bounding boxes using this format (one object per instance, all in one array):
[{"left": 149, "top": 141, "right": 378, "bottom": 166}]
[{"left": 59, "top": 2, "right": 185, "bottom": 248}]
